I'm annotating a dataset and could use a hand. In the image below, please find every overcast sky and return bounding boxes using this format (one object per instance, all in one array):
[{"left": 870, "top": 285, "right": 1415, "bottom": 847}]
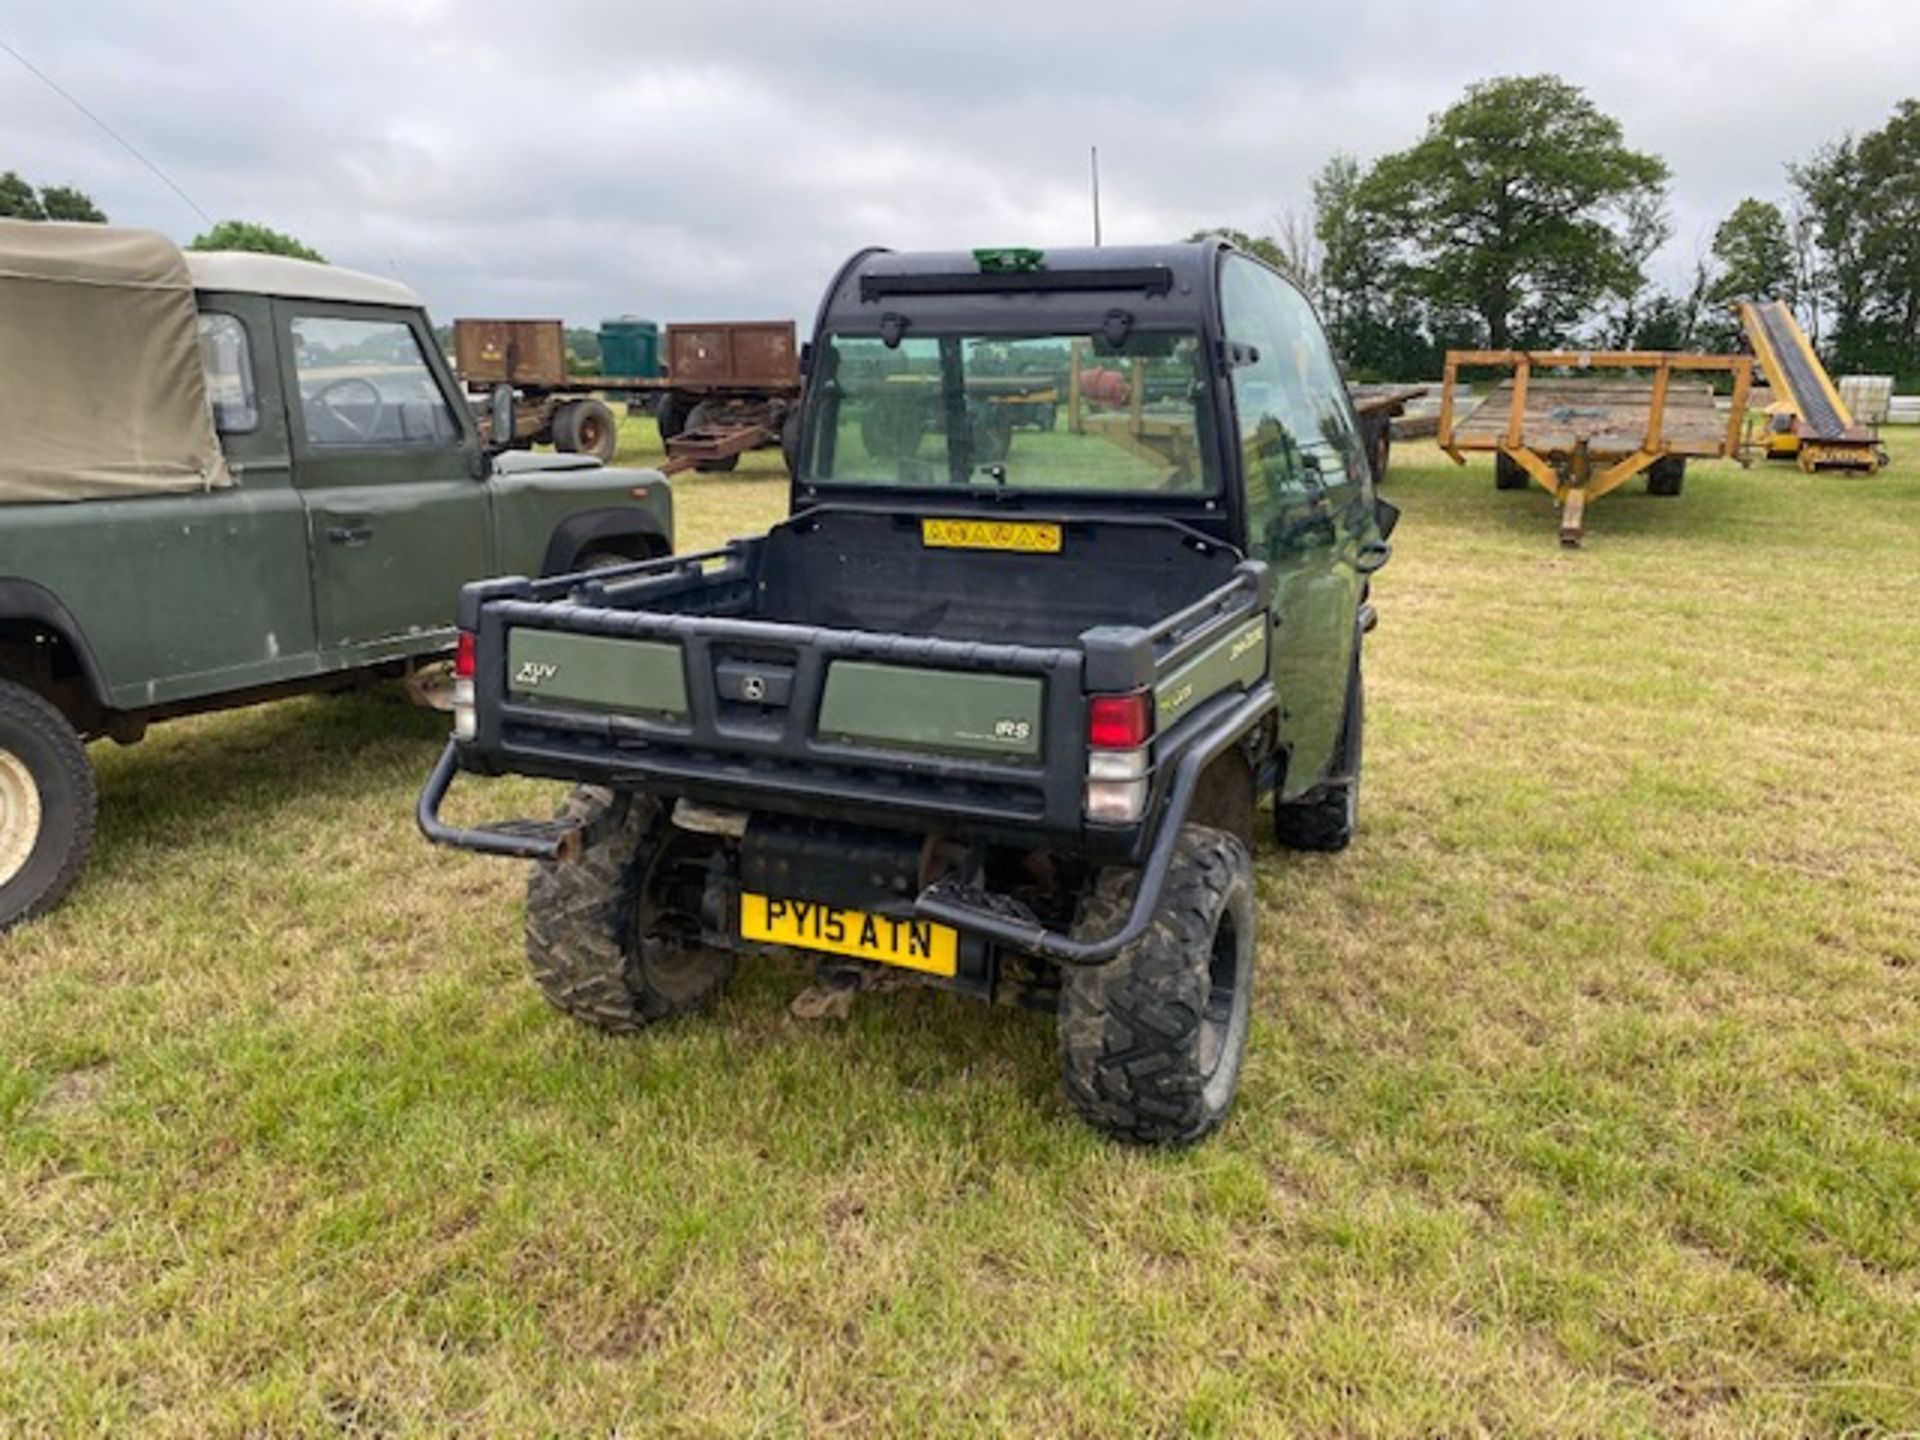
[{"left": 4, "top": 1, "right": 1917, "bottom": 328}]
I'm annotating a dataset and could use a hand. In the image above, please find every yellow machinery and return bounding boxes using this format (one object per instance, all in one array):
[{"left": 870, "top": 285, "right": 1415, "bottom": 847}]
[
  {"left": 1737, "top": 300, "right": 1885, "bottom": 474},
  {"left": 1438, "top": 349, "right": 1753, "bottom": 545}
]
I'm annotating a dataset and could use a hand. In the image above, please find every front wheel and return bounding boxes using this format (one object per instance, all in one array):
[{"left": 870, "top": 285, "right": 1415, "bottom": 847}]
[
  {"left": 1058, "top": 826, "right": 1256, "bottom": 1146},
  {"left": 1495, "top": 453, "right": 1531, "bottom": 490},
  {"left": 0, "top": 680, "right": 96, "bottom": 932},
  {"left": 554, "top": 398, "right": 618, "bottom": 463},
  {"left": 525, "top": 787, "right": 734, "bottom": 1032}
]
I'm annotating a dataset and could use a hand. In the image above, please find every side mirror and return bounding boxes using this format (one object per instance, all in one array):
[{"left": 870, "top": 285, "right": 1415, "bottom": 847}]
[{"left": 488, "top": 383, "right": 516, "bottom": 448}]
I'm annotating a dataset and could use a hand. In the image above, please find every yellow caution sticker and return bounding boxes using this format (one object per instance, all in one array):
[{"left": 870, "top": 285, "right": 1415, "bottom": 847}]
[{"left": 920, "top": 518, "right": 1063, "bottom": 553}]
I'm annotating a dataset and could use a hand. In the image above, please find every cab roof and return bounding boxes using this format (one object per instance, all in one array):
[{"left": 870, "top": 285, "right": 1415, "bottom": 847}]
[
  {"left": 816, "top": 241, "right": 1230, "bottom": 338},
  {"left": 185, "top": 250, "right": 420, "bottom": 308}
]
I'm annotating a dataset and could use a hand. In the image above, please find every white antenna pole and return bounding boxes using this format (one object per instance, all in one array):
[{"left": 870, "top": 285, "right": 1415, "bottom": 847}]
[{"left": 1090, "top": 146, "right": 1102, "bottom": 246}]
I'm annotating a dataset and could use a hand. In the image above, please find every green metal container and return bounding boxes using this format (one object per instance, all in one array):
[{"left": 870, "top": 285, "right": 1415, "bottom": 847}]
[{"left": 598, "top": 316, "right": 660, "bottom": 380}]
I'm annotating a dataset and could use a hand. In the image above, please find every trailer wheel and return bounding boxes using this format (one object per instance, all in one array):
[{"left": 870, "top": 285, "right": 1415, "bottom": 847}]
[
  {"left": 554, "top": 398, "right": 618, "bottom": 463},
  {"left": 1495, "top": 453, "right": 1531, "bottom": 491},
  {"left": 681, "top": 402, "right": 742, "bottom": 472},
  {"left": 525, "top": 787, "right": 734, "bottom": 1033},
  {"left": 1058, "top": 825, "right": 1256, "bottom": 1146},
  {"left": 0, "top": 680, "right": 96, "bottom": 933},
  {"left": 1646, "top": 456, "right": 1685, "bottom": 497},
  {"left": 655, "top": 391, "right": 693, "bottom": 444},
  {"left": 1274, "top": 652, "right": 1363, "bottom": 853}
]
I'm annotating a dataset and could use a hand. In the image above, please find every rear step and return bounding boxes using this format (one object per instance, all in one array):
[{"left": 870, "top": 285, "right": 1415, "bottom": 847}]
[{"left": 417, "top": 743, "right": 584, "bottom": 861}]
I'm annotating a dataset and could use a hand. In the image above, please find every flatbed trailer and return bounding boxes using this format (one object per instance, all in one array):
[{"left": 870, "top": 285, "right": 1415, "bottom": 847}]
[{"left": 1439, "top": 350, "right": 1753, "bottom": 545}]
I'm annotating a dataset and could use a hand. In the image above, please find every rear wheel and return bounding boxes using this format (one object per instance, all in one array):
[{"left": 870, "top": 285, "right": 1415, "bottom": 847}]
[
  {"left": 1646, "top": 456, "right": 1686, "bottom": 496},
  {"left": 0, "top": 681, "right": 96, "bottom": 932},
  {"left": 1058, "top": 826, "right": 1256, "bottom": 1146},
  {"left": 1274, "top": 653, "right": 1363, "bottom": 853},
  {"left": 1495, "top": 453, "right": 1531, "bottom": 490},
  {"left": 525, "top": 787, "right": 734, "bottom": 1032},
  {"left": 655, "top": 391, "right": 693, "bottom": 444},
  {"left": 554, "top": 398, "right": 618, "bottom": 462}
]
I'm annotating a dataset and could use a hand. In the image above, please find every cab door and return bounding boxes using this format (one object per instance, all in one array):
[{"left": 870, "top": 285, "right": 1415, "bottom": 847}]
[
  {"left": 1218, "top": 255, "right": 1375, "bottom": 797},
  {"left": 277, "top": 302, "right": 491, "bottom": 654}
]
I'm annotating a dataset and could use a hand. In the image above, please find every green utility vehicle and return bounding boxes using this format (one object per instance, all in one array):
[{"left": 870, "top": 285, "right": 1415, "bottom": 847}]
[
  {"left": 0, "top": 221, "right": 673, "bottom": 930},
  {"left": 420, "top": 241, "right": 1396, "bottom": 1144}
]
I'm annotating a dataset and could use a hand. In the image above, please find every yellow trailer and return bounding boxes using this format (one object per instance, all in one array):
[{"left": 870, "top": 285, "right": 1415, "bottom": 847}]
[{"left": 1439, "top": 350, "right": 1753, "bottom": 546}]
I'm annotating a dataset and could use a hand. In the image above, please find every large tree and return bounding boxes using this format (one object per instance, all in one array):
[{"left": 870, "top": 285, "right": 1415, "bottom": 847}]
[
  {"left": 1708, "top": 198, "right": 1795, "bottom": 305},
  {"left": 189, "top": 219, "right": 325, "bottom": 262},
  {"left": 1792, "top": 98, "right": 1920, "bottom": 380},
  {"left": 1359, "top": 75, "right": 1669, "bottom": 349},
  {"left": 0, "top": 171, "right": 106, "bottom": 222}
]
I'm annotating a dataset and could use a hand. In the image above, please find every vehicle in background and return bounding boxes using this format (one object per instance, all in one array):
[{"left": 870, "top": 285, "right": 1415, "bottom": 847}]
[
  {"left": 455, "top": 317, "right": 803, "bottom": 474},
  {"left": 0, "top": 220, "right": 674, "bottom": 930},
  {"left": 420, "top": 240, "right": 1397, "bottom": 1146}
]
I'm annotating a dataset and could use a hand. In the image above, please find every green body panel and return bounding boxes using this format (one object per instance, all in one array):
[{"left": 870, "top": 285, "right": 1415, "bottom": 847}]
[
  {"left": 818, "top": 662, "right": 1043, "bottom": 759},
  {"left": 1153, "top": 617, "right": 1267, "bottom": 730},
  {"left": 505, "top": 631, "right": 687, "bottom": 719},
  {"left": 0, "top": 289, "right": 672, "bottom": 715}
]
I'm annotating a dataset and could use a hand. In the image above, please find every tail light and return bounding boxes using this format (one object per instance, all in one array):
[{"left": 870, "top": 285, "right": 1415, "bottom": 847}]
[
  {"left": 1084, "top": 689, "right": 1152, "bottom": 823},
  {"left": 451, "top": 630, "right": 476, "bottom": 740}
]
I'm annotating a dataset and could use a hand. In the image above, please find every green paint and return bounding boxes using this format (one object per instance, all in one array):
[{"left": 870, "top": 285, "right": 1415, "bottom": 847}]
[
  {"left": 818, "top": 662, "right": 1042, "bottom": 758},
  {"left": 506, "top": 630, "right": 687, "bottom": 720},
  {"left": 1154, "top": 618, "right": 1267, "bottom": 728},
  {"left": 973, "top": 247, "right": 1045, "bottom": 274}
]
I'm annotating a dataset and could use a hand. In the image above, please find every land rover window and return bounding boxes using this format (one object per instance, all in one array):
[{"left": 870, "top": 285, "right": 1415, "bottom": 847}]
[
  {"left": 290, "top": 315, "right": 460, "bottom": 449},
  {"left": 197, "top": 312, "right": 258, "bottom": 435},
  {"left": 806, "top": 331, "right": 1219, "bottom": 495}
]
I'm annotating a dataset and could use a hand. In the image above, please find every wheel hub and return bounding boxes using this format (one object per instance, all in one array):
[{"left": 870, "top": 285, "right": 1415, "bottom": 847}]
[{"left": 0, "top": 746, "right": 44, "bottom": 888}]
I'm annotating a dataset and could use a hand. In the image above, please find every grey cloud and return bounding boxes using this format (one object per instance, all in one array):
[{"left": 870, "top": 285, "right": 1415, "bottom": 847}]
[{"left": 4, "top": 0, "right": 1917, "bottom": 327}]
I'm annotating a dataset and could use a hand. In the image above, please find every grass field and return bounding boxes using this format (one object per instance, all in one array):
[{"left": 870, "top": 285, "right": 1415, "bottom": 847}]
[{"left": 3, "top": 419, "right": 1918, "bottom": 1436}]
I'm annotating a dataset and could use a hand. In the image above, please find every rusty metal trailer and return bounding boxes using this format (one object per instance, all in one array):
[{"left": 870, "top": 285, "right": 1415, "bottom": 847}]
[
  {"left": 1438, "top": 350, "right": 1754, "bottom": 545},
  {"left": 453, "top": 317, "right": 804, "bottom": 473}
]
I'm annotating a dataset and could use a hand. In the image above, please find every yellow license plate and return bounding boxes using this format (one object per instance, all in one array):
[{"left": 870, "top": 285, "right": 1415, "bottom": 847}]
[
  {"left": 739, "top": 893, "right": 958, "bottom": 976},
  {"left": 920, "top": 518, "right": 1062, "bottom": 553}
]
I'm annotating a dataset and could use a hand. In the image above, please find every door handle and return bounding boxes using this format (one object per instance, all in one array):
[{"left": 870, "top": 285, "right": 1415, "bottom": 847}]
[{"left": 327, "top": 525, "right": 374, "bottom": 545}]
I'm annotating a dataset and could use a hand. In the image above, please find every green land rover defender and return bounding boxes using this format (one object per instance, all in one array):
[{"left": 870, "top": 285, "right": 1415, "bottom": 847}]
[
  {"left": 0, "top": 221, "right": 673, "bottom": 930},
  {"left": 421, "top": 241, "right": 1397, "bottom": 1144}
]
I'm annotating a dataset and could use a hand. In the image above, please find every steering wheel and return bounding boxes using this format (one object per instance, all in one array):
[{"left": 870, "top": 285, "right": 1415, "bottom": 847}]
[{"left": 310, "top": 376, "right": 386, "bottom": 443}]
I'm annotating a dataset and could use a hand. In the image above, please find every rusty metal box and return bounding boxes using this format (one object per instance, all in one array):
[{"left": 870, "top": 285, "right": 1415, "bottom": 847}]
[
  {"left": 454, "top": 318, "right": 567, "bottom": 387},
  {"left": 666, "top": 321, "right": 799, "bottom": 388}
]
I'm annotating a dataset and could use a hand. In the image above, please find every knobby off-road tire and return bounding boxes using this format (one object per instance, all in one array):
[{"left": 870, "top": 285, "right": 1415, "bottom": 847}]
[
  {"left": 1274, "top": 655, "right": 1364, "bottom": 853},
  {"left": 525, "top": 787, "right": 733, "bottom": 1033},
  {"left": 1059, "top": 825, "right": 1257, "bottom": 1146},
  {"left": 0, "top": 680, "right": 96, "bottom": 932},
  {"left": 1495, "top": 453, "right": 1531, "bottom": 490},
  {"left": 1646, "top": 456, "right": 1686, "bottom": 497}
]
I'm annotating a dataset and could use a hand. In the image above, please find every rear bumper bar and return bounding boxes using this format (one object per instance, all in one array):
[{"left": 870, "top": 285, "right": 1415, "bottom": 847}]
[{"left": 417, "top": 684, "right": 1275, "bottom": 965}]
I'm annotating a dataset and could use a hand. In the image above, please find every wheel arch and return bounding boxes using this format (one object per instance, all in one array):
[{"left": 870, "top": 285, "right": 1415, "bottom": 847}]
[
  {"left": 0, "top": 580, "right": 111, "bottom": 720},
  {"left": 538, "top": 509, "right": 672, "bottom": 577}
]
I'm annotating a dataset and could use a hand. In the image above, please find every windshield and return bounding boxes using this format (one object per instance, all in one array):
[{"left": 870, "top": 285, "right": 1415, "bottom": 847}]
[{"left": 804, "top": 331, "right": 1218, "bottom": 495}]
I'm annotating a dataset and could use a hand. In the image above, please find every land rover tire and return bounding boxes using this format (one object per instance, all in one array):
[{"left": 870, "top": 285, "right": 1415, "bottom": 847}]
[
  {"left": 554, "top": 398, "right": 618, "bottom": 463},
  {"left": 0, "top": 680, "right": 96, "bottom": 933},
  {"left": 525, "top": 786, "right": 734, "bottom": 1032},
  {"left": 1495, "top": 453, "right": 1530, "bottom": 490},
  {"left": 1646, "top": 456, "right": 1685, "bottom": 496},
  {"left": 1058, "top": 825, "right": 1256, "bottom": 1146},
  {"left": 1274, "top": 653, "right": 1363, "bottom": 853}
]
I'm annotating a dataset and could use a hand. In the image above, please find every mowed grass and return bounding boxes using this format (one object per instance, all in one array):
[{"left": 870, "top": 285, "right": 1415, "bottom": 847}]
[{"left": 2, "top": 414, "right": 1917, "bottom": 1436}]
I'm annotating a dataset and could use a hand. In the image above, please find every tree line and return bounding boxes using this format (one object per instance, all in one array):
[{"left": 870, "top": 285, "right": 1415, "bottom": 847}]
[
  {"left": 1201, "top": 77, "right": 1920, "bottom": 387},
  {"left": 2, "top": 170, "right": 323, "bottom": 261}
]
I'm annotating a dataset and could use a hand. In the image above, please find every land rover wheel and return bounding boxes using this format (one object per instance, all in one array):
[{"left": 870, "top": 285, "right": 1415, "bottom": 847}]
[
  {"left": 1058, "top": 825, "right": 1256, "bottom": 1146},
  {"left": 0, "top": 680, "right": 96, "bottom": 932},
  {"left": 1274, "top": 653, "right": 1363, "bottom": 853},
  {"left": 555, "top": 398, "right": 618, "bottom": 463},
  {"left": 525, "top": 786, "right": 733, "bottom": 1032}
]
